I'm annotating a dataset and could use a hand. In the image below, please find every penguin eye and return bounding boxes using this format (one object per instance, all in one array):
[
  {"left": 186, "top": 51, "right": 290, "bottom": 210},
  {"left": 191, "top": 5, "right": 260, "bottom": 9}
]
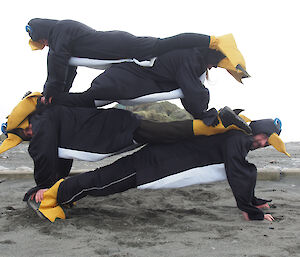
[
  {"left": 25, "top": 25, "right": 33, "bottom": 38},
  {"left": 25, "top": 25, "right": 32, "bottom": 33},
  {"left": 1, "top": 122, "right": 7, "bottom": 136},
  {"left": 274, "top": 118, "right": 282, "bottom": 133}
]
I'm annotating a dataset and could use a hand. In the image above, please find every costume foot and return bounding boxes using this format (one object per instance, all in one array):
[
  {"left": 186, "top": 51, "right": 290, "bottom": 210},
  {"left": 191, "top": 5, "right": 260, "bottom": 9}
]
[
  {"left": 219, "top": 106, "right": 252, "bottom": 134},
  {"left": 27, "top": 196, "right": 46, "bottom": 220}
]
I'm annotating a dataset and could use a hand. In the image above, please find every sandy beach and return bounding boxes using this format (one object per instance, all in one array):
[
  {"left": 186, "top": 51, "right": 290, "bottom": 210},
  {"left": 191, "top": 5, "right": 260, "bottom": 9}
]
[{"left": 0, "top": 142, "right": 300, "bottom": 257}]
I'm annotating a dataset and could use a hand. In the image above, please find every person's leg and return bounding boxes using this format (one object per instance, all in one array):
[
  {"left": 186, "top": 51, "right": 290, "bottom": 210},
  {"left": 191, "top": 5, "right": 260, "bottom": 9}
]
[
  {"left": 27, "top": 155, "right": 137, "bottom": 222},
  {"left": 97, "top": 31, "right": 211, "bottom": 60},
  {"left": 133, "top": 119, "right": 194, "bottom": 144},
  {"left": 57, "top": 155, "right": 137, "bottom": 205},
  {"left": 133, "top": 108, "right": 251, "bottom": 144},
  {"left": 52, "top": 65, "right": 163, "bottom": 108}
]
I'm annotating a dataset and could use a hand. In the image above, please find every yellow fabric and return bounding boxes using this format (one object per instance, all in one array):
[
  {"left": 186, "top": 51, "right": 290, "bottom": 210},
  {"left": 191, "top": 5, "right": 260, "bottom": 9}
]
[
  {"left": 193, "top": 117, "right": 243, "bottom": 136},
  {"left": 0, "top": 133, "right": 23, "bottom": 154},
  {"left": 39, "top": 206, "right": 66, "bottom": 222},
  {"left": 209, "top": 36, "right": 218, "bottom": 49},
  {"left": 193, "top": 118, "right": 290, "bottom": 157},
  {"left": 29, "top": 39, "right": 45, "bottom": 50},
  {"left": 268, "top": 133, "right": 291, "bottom": 157},
  {"left": 0, "top": 92, "right": 42, "bottom": 154},
  {"left": 239, "top": 114, "right": 252, "bottom": 123},
  {"left": 209, "top": 34, "right": 248, "bottom": 83},
  {"left": 6, "top": 92, "right": 42, "bottom": 131},
  {"left": 38, "top": 179, "right": 66, "bottom": 222},
  {"left": 219, "top": 61, "right": 244, "bottom": 83}
]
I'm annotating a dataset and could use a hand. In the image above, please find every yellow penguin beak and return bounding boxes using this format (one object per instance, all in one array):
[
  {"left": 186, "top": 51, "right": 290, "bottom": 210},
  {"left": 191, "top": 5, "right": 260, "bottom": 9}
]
[
  {"left": 210, "top": 34, "right": 250, "bottom": 83},
  {"left": 268, "top": 133, "right": 291, "bottom": 157},
  {"left": 29, "top": 39, "right": 45, "bottom": 51},
  {"left": 0, "top": 133, "right": 23, "bottom": 154}
]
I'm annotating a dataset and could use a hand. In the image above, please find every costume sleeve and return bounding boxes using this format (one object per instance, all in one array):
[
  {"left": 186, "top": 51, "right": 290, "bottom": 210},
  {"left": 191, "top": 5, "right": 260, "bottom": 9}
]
[
  {"left": 64, "top": 65, "right": 78, "bottom": 92},
  {"left": 22, "top": 158, "right": 72, "bottom": 201},
  {"left": 28, "top": 112, "right": 72, "bottom": 189},
  {"left": 43, "top": 21, "right": 78, "bottom": 98},
  {"left": 176, "top": 55, "right": 218, "bottom": 124},
  {"left": 224, "top": 135, "right": 265, "bottom": 220}
]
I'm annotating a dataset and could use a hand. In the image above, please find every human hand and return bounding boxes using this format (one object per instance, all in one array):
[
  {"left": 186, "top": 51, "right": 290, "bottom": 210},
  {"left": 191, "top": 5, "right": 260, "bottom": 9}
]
[
  {"left": 40, "top": 96, "right": 52, "bottom": 105},
  {"left": 255, "top": 203, "right": 270, "bottom": 209},
  {"left": 32, "top": 189, "right": 49, "bottom": 203},
  {"left": 264, "top": 214, "right": 275, "bottom": 221},
  {"left": 242, "top": 211, "right": 275, "bottom": 221},
  {"left": 242, "top": 211, "right": 250, "bottom": 221}
]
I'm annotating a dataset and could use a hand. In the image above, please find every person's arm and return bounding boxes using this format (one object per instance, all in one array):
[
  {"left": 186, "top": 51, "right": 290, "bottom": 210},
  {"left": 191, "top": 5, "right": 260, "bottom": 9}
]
[
  {"left": 23, "top": 157, "right": 73, "bottom": 202},
  {"left": 64, "top": 65, "right": 78, "bottom": 92},
  {"left": 224, "top": 134, "right": 267, "bottom": 221},
  {"left": 242, "top": 211, "right": 274, "bottom": 221},
  {"left": 44, "top": 49, "right": 71, "bottom": 99},
  {"left": 33, "top": 158, "right": 73, "bottom": 202},
  {"left": 51, "top": 91, "right": 97, "bottom": 108},
  {"left": 43, "top": 21, "right": 79, "bottom": 99},
  {"left": 176, "top": 53, "right": 218, "bottom": 126},
  {"left": 28, "top": 111, "right": 73, "bottom": 189}
]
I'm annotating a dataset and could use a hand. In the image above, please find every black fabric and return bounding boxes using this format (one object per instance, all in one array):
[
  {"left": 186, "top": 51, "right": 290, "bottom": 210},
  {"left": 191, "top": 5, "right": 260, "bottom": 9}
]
[
  {"left": 251, "top": 197, "right": 272, "bottom": 206},
  {"left": 25, "top": 105, "right": 198, "bottom": 192},
  {"left": 28, "top": 19, "right": 211, "bottom": 98},
  {"left": 6, "top": 128, "right": 31, "bottom": 141},
  {"left": 202, "top": 48, "right": 226, "bottom": 67},
  {"left": 132, "top": 130, "right": 265, "bottom": 220},
  {"left": 156, "top": 33, "right": 210, "bottom": 55},
  {"left": 23, "top": 186, "right": 41, "bottom": 201},
  {"left": 23, "top": 158, "right": 73, "bottom": 201},
  {"left": 52, "top": 91, "right": 97, "bottom": 108},
  {"left": 56, "top": 130, "right": 265, "bottom": 220},
  {"left": 250, "top": 119, "right": 281, "bottom": 136},
  {"left": 133, "top": 119, "right": 194, "bottom": 144},
  {"left": 27, "top": 105, "right": 140, "bottom": 189},
  {"left": 28, "top": 18, "right": 58, "bottom": 41},
  {"left": 57, "top": 155, "right": 136, "bottom": 205},
  {"left": 53, "top": 48, "right": 218, "bottom": 123}
]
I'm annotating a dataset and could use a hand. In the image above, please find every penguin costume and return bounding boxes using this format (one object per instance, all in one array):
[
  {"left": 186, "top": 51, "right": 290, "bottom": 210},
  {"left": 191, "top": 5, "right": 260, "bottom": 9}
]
[
  {"left": 1, "top": 93, "right": 254, "bottom": 201},
  {"left": 29, "top": 116, "right": 289, "bottom": 223},
  {"left": 26, "top": 18, "right": 249, "bottom": 102},
  {"left": 50, "top": 33, "right": 249, "bottom": 126}
]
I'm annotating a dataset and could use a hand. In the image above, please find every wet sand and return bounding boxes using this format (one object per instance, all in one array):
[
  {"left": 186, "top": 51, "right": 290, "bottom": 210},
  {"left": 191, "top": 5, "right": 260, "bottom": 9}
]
[{"left": 0, "top": 143, "right": 300, "bottom": 257}]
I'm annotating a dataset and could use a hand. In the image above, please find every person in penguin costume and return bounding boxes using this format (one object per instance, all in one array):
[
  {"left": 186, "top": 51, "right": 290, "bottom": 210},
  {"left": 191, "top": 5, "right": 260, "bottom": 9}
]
[
  {"left": 25, "top": 115, "right": 289, "bottom": 223},
  {"left": 34, "top": 29, "right": 249, "bottom": 126},
  {"left": 26, "top": 19, "right": 249, "bottom": 124},
  {"left": 1, "top": 92, "right": 252, "bottom": 202}
]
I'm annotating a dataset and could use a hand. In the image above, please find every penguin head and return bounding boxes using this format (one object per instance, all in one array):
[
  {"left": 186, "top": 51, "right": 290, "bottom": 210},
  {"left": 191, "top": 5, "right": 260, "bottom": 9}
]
[
  {"left": 0, "top": 92, "right": 42, "bottom": 154},
  {"left": 209, "top": 34, "right": 250, "bottom": 83},
  {"left": 249, "top": 118, "right": 290, "bottom": 157},
  {"left": 26, "top": 18, "right": 57, "bottom": 50}
]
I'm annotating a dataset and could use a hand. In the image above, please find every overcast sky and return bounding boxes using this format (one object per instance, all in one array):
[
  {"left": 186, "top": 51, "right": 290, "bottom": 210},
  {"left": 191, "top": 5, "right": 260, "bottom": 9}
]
[{"left": 1, "top": 0, "right": 299, "bottom": 142}]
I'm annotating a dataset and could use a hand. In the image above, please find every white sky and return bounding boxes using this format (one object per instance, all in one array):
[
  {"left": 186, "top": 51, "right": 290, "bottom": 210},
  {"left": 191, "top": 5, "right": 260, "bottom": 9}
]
[{"left": 1, "top": 0, "right": 299, "bottom": 142}]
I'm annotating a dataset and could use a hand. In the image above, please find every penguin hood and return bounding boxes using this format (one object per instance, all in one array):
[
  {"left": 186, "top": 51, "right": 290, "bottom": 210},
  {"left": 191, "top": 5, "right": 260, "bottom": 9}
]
[
  {"left": 0, "top": 92, "right": 42, "bottom": 154},
  {"left": 201, "top": 48, "right": 226, "bottom": 67},
  {"left": 250, "top": 119, "right": 281, "bottom": 137},
  {"left": 249, "top": 118, "right": 290, "bottom": 157},
  {"left": 27, "top": 18, "right": 58, "bottom": 42},
  {"left": 209, "top": 34, "right": 250, "bottom": 83}
]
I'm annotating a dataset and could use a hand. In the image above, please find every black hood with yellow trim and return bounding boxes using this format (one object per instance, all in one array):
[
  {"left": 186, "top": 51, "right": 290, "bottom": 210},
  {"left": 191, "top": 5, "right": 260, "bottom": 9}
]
[
  {"left": 27, "top": 18, "right": 58, "bottom": 41},
  {"left": 249, "top": 119, "right": 281, "bottom": 137}
]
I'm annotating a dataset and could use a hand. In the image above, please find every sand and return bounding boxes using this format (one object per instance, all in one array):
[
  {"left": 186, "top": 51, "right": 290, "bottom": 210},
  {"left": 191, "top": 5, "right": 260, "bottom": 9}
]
[{"left": 0, "top": 143, "right": 300, "bottom": 257}]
